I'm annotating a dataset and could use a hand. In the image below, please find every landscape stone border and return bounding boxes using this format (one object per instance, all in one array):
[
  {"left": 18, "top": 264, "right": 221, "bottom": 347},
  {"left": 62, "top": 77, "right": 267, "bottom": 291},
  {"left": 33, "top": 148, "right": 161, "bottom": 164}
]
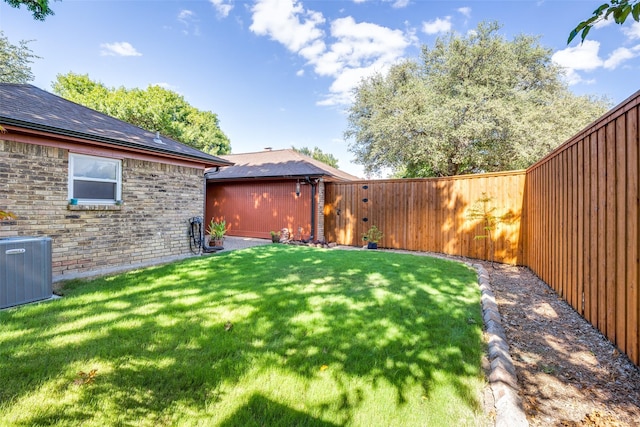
[{"left": 473, "top": 263, "right": 528, "bottom": 427}]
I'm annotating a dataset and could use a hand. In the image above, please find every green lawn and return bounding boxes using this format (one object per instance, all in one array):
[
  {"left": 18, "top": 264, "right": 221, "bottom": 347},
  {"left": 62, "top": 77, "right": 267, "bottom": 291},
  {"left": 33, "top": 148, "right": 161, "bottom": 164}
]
[{"left": 0, "top": 245, "right": 487, "bottom": 426}]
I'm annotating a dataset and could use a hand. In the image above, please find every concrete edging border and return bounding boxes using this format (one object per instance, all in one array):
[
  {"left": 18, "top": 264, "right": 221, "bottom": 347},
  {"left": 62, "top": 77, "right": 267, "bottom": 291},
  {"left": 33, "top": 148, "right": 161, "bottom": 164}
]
[{"left": 473, "top": 263, "right": 528, "bottom": 427}]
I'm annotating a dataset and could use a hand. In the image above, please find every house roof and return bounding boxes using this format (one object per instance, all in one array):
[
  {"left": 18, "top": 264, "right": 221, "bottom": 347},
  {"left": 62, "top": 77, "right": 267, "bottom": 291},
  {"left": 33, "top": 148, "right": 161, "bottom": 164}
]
[
  {"left": 0, "top": 83, "right": 232, "bottom": 167},
  {"left": 205, "top": 149, "right": 360, "bottom": 181}
]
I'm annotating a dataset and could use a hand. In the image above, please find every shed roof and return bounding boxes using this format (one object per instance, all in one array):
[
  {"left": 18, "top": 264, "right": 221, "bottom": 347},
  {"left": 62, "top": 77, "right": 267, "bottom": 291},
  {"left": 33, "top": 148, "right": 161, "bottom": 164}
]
[
  {"left": 0, "top": 83, "right": 232, "bottom": 167},
  {"left": 205, "top": 149, "right": 360, "bottom": 181}
]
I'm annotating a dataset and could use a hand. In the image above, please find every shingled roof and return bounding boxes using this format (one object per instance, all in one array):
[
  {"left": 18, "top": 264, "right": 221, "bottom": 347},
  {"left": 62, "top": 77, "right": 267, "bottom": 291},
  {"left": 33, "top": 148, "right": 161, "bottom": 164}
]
[
  {"left": 205, "top": 149, "right": 360, "bottom": 181},
  {"left": 0, "top": 83, "right": 232, "bottom": 167}
]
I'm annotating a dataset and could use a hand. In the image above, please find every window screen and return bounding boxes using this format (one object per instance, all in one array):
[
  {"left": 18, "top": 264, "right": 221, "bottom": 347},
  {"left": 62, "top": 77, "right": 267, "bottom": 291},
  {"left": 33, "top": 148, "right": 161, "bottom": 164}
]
[{"left": 69, "top": 154, "right": 121, "bottom": 203}]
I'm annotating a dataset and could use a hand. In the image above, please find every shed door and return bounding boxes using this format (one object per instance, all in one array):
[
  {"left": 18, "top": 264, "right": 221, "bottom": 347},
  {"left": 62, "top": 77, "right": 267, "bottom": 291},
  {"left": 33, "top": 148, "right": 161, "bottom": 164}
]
[{"left": 206, "top": 181, "right": 313, "bottom": 240}]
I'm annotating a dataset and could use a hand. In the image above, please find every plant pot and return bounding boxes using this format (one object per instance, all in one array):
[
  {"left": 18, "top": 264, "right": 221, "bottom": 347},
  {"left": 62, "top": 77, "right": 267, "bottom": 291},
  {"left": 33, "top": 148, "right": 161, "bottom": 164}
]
[
  {"left": 367, "top": 242, "right": 378, "bottom": 249},
  {"left": 213, "top": 238, "right": 224, "bottom": 247}
]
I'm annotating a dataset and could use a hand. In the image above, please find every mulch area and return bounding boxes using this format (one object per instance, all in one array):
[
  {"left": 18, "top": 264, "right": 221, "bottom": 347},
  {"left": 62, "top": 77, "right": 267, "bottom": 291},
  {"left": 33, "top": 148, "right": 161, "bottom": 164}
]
[{"left": 477, "top": 261, "right": 640, "bottom": 426}]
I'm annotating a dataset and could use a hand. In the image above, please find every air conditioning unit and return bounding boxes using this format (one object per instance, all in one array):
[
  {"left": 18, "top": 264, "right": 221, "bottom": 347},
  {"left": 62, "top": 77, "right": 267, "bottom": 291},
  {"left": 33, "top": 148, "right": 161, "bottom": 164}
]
[{"left": 0, "top": 236, "right": 53, "bottom": 309}]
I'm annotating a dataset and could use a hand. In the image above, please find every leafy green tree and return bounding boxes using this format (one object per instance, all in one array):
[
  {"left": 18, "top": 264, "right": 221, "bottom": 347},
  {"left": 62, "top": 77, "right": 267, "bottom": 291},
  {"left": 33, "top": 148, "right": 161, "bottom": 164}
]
[
  {"left": 0, "top": 30, "right": 40, "bottom": 83},
  {"left": 4, "top": 0, "right": 56, "bottom": 20},
  {"left": 52, "top": 73, "right": 231, "bottom": 155},
  {"left": 292, "top": 146, "right": 339, "bottom": 168},
  {"left": 569, "top": 1, "right": 640, "bottom": 43},
  {"left": 345, "top": 22, "right": 610, "bottom": 178}
]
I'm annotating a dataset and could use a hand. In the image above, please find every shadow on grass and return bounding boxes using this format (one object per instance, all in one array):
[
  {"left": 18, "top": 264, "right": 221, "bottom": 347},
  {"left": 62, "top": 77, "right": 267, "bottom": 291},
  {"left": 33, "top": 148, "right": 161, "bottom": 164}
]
[
  {"left": 219, "top": 393, "right": 341, "bottom": 427},
  {"left": 0, "top": 245, "right": 484, "bottom": 425}
]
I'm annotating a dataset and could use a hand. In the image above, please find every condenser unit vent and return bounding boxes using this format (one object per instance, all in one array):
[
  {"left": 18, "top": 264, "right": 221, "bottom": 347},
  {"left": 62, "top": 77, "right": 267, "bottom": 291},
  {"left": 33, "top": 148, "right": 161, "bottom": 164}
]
[{"left": 0, "top": 236, "right": 53, "bottom": 309}]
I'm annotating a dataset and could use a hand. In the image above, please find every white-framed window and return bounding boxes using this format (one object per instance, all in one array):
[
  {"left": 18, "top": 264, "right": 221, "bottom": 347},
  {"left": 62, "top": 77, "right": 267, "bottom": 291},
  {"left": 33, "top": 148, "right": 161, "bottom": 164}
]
[{"left": 68, "top": 153, "right": 122, "bottom": 204}]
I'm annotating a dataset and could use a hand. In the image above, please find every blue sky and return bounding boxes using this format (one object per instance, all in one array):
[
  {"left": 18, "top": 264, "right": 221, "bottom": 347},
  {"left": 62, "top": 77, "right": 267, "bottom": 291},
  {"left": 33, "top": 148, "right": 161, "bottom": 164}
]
[{"left": 1, "top": 0, "right": 639, "bottom": 177}]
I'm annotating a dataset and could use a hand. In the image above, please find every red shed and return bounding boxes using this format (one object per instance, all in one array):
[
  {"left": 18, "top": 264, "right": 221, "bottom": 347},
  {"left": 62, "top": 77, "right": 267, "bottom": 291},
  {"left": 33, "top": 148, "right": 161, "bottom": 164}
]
[{"left": 205, "top": 149, "right": 358, "bottom": 241}]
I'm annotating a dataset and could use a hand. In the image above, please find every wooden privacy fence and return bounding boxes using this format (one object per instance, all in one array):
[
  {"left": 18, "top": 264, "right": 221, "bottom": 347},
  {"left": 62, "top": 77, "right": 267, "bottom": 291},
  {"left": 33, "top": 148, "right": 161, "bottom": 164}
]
[
  {"left": 324, "top": 89, "right": 640, "bottom": 366},
  {"left": 324, "top": 171, "right": 527, "bottom": 265},
  {"left": 526, "top": 90, "right": 640, "bottom": 365}
]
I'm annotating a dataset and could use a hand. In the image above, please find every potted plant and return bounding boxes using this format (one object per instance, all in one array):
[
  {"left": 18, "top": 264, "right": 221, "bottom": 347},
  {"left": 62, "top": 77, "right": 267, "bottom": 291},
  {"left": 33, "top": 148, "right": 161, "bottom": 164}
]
[
  {"left": 270, "top": 230, "right": 281, "bottom": 243},
  {"left": 207, "top": 219, "right": 227, "bottom": 247},
  {"left": 0, "top": 210, "right": 17, "bottom": 221},
  {"left": 362, "top": 225, "right": 383, "bottom": 249}
]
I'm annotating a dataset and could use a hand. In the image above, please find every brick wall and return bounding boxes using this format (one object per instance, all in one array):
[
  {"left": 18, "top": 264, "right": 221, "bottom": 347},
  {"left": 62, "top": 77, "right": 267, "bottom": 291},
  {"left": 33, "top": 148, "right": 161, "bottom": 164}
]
[{"left": 1, "top": 139, "right": 204, "bottom": 280}]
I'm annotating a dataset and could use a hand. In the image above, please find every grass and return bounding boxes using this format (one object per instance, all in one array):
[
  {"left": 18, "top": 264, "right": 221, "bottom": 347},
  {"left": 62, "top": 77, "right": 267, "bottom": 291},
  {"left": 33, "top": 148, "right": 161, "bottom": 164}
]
[{"left": 0, "top": 245, "right": 487, "bottom": 426}]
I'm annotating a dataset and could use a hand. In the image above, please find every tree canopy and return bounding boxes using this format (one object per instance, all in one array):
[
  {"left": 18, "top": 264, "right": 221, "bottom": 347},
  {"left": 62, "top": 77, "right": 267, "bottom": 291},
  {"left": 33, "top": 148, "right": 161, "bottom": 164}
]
[
  {"left": 0, "top": 30, "right": 40, "bottom": 84},
  {"left": 345, "top": 22, "right": 610, "bottom": 178},
  {"left": 292, "top": 146, "right": 339, "bottom": 168},
  {"left": 53, "top": 73, "right": 231, "bottom": 156},
  {"left": 4, "top": 0, "right": 56, "bottom": 20},
  {"left": 569, "top": 1, "right": 640, "bottom": 44}
]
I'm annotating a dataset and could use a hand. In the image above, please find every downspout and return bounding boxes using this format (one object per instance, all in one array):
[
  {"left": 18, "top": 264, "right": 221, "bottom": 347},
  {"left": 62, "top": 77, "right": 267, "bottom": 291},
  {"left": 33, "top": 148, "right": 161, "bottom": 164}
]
[
  {"left": 204, "top": 167, "right": 220, "bottom": 225},
  {"left": 203, "top": 173, "right": 207, "bottom": 223},
  {"left": 306, "top": 176, "right": 316, "bottom": 241}
]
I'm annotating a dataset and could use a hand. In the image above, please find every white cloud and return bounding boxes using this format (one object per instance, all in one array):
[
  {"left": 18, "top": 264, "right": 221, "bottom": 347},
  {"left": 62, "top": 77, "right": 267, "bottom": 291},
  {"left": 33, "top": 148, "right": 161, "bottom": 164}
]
[
  {"left": 323, "top": 17, "right": 409, "bottom": 72},
  {"left": 298, "top": 39, "right": 327, "bottom": 62},
  {"left": 296, "top": 69, "right": 304, "bottom": 76},
  {"left": 557, "top": 68, "right": 582, "bottom": 85},
  {"left": 352, "top": 0, "right": 409, "bottom": 7},
  {"left": 422, "top": 17, "right": 452, "bottom": 35},
  {"left": 552, "top": 39, "right": 640, "bottom": 85},
  {"left": 391, "top": 0, "right": 410, "bottom": 8},
  {"left": 603, "top": 46, "right": 638, "bottom": 69},
  {"left": 250, "top": 0, "right": 413, "bottom": 106},
  {"left": 250, "top": 0, "right": 325, "bottom": 52},
  {"left": 100, "top": 42, "right": 142, "bottom": 57},
  {"left": 311, "top": 17, "right": 411, "bottom": 105},
  {"left": 593, "top": 16, "right": 614, "bottom": 29},
  {"left": 622, "top": 21, "right": 640, "bottom": 40},
  {"left": 552, "top": 40, "right": 603, "bottom": 72},
  {"left": 177, "top": 9, "right": 200, "bottom": 35},
  {"left": 209, "top": 0, "right": 234, "bottom": 18},
  {"left": 457, "top": 7, "right": 471, "bottom": 18},
  {"left": 178, "top": 9, "right": 195, "bottom": 24},
  {"left": 318, "top": 63, "right": 382, "bottom": 106}
]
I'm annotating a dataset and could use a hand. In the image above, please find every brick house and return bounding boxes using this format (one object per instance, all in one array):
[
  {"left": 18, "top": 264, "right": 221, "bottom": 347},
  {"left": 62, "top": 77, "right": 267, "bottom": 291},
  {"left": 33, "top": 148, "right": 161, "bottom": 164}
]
[
  {"left": 0, "top": 83, "right": 232, "bottom": 281},
  {"left": 205, "top": 149, "right": 358, "bottom": 241}
]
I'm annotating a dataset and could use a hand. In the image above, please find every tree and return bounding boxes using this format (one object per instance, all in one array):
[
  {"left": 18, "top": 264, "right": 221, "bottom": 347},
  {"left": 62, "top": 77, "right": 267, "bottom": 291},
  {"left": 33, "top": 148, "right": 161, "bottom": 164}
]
[
  {"left": 569, "top": 1, "right": 640, "bottom": 44},
  {"left": 292, "top": 146, "right": 339, "bottom": 168},
  {"left": 345, "top": 22, "right": 610, "bottom": 178},
  {"left": 52, "top": 73, "right": 231, "bottom": 155},
  {"left": 0, "top": 30, "right": 40, "bottom": 83},
  {"left": 4, "top": 0, "right": 56, "bottom": 20}
]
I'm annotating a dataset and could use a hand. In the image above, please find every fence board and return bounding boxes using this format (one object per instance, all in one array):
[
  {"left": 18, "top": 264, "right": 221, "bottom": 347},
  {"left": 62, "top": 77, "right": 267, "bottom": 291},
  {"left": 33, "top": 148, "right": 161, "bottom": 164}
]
[
  {"left": 572, "top": 145, "right": 579, "bottom": 310},
  {"left": 577, "top": 140, "right": 585, "bottom": 315},
  {"left": 605, "top": 122, "right": 616, "bottom": 343},
  {"left": 590, "top": 132, "right": 599, "bottom": 325},
  {"left": 627, "top": 106, "right": 639, "bottom": 365},
  {"left": 582, "top": 137, "right": 591, "bottom": 318},
  {"left": 616, "top": 114, "right": 627, "bottom": 351},
  {"left": 562, "top": 149, "right": 569, "bottom": 300},
  {"left": 555, "top": 152, "right": 562, "bottom": 295}
]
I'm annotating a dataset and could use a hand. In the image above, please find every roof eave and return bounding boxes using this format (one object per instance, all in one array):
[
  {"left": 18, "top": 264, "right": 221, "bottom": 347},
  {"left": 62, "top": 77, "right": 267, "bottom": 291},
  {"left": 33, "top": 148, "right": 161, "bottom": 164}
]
[
  {"left": 0, "top": 117, "right": 233, "bottom": 167},
  {"left": 205, "top": 173, "right": 326, "bottom": 182}
]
